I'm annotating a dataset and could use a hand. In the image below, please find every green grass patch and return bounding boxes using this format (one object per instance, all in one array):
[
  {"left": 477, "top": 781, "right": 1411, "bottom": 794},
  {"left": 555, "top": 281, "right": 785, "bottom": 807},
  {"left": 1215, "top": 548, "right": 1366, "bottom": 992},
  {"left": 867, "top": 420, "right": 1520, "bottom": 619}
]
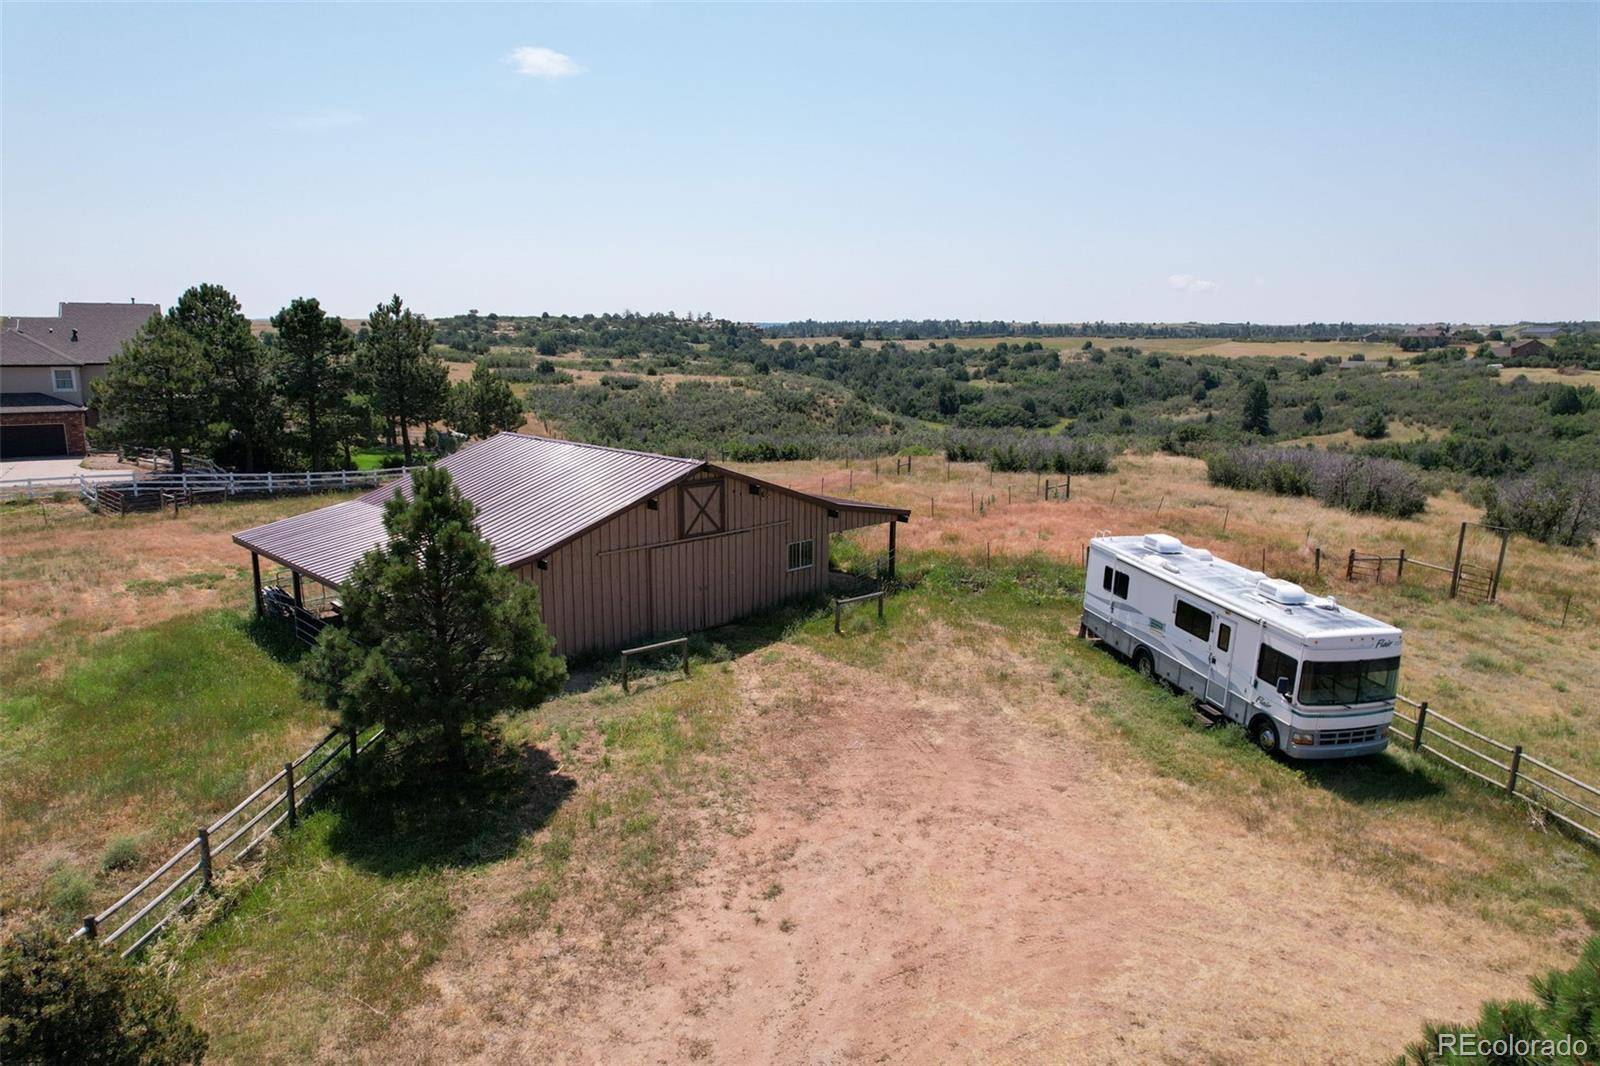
[
  {"left": 169, "top": 807, "right": 455, "bottom": 1061},
  {"left": 0, "top": 610, "right": 329, "bottom": 914},
  {"left": 350, "top": 448, "right": 408, "bottom": 471},
  {"left": 169, "top": 656, "right": 742, "bottom": 1058}
]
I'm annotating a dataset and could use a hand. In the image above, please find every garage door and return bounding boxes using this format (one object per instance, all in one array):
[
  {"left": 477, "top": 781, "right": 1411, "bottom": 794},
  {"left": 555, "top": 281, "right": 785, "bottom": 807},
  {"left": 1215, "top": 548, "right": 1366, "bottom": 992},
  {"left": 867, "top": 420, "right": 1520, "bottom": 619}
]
[{"left": 0, "top": 423, "right": 70, "bottom": 459}]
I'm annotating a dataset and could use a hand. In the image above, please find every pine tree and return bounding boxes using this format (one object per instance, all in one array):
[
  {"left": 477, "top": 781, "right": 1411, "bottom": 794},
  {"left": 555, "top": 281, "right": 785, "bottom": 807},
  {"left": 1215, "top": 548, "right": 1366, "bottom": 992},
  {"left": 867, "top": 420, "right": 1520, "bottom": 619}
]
[
  {"left": 1241, "top": 380, "right": 1272, "bottom": 435},
  {"left": 168, "top": 283, "right": 278, "bottom": 470},
  {"left": 446, "top": 362, "right": 526, "bottom": 438},
  {"left": 357, "top": 295, "right": 449, "bottom": 466},
  {"left": 92, "top": 313, "right": 208, "bottom": 472},
  {"left": 302, "top": 467, "right": 566, "bottom": 764},
  {"left": 270, "top": 298, "right": 354, "bottom": 469}
]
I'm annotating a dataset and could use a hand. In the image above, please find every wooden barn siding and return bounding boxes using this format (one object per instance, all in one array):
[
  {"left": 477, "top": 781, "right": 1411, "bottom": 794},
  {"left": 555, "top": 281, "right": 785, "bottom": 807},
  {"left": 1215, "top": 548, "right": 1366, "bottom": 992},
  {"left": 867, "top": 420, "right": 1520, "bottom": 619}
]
[{"left": 514, "top": 471, "right": 892, "bottom": 657}]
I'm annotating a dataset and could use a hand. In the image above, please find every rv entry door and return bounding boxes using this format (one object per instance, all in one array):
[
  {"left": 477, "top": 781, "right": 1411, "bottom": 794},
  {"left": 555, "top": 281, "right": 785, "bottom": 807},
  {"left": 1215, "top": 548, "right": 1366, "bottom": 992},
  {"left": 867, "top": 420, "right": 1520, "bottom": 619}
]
[{"left": 1205, "top": 615, "right": 1237, "bottom": 710}]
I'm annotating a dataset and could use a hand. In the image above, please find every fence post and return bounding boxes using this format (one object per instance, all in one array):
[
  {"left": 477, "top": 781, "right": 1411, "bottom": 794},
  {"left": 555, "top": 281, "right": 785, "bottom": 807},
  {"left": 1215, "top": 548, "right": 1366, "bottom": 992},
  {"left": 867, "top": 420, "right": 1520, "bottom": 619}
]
[
  {"left": 621, "top": 652, "right": 631, "bottom": 694},
  {"left": 82, "top": 914, "right": 98, "bottom": 940},
  {"left": 1490, "top": 528, "right": 1510, "bottom": 602},
  {"left": 284, "top": 763, "right": 298, "bottom": 828},
  {"left": 1346, "top": 549, "right": 1356, "bottom": 581},
  {"left": 877, "top": 591, "right": 885, "bottom": 620},
  {"left": 1413, "top": 702, "right": 1428, "bottom": 752},
  {"left": 1221, "top": 504, "right": 1229, "bottom": 532},
  {"left": 681, "top": 639, "right": 691, "bottom": 679},
  {"left": 1314, "top": 547, "right": 1322, "bottom": 577},
  {"left": 197, "top": 827, "right": 213, "bottom": 890},
  {"left": 1396, "top": 548, "right": 1406, "bottom": 583},
  {"left": 834, "top": 598, "right": 843, "bottom": 634},
  {"left": 1449, "top": 520, "right": 1467, "bottom": 599},
  {"left": 347, "top": 725, "right": 360, "bottom": 776},
  {"left": 1507, "top": 746, "right": 1523, "bottom": 795}
]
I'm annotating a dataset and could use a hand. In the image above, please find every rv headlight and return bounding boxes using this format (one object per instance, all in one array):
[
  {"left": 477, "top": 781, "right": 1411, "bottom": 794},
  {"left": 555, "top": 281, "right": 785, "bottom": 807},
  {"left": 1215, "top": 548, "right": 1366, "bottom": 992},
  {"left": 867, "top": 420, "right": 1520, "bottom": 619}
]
[{"left": 1290, "top": 731, "right": 1317, "bottom": 746}]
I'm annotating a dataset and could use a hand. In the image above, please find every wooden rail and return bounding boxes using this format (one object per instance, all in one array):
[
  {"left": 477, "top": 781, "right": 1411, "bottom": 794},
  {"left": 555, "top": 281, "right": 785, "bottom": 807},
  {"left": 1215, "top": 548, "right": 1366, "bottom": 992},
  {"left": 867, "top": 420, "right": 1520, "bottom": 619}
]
[
  {"left": 73, "top": 725, "right": 383, "bottom": 956},
  {"left": 834, "top": 590, "right": 886, "bottom": 634},
  {"left": 620, "top": 637, "right": 690, "bottom": 693},
  {"left": 1389, "top": 696, "right": 1598, "bottom": 847}
]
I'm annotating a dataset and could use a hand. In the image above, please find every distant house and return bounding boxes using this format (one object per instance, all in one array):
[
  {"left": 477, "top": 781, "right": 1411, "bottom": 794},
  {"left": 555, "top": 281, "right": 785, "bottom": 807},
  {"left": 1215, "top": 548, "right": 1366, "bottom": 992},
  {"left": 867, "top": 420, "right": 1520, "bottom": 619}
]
[
  {"left": 1399, "top": 324, "right": 1452, "bottom": 350},
  {"left": 0, "top": 302, "right": 158, "bottom": 458},
  {"left": 1487, "top": 338, "right": 1551, "bottom": 363}
]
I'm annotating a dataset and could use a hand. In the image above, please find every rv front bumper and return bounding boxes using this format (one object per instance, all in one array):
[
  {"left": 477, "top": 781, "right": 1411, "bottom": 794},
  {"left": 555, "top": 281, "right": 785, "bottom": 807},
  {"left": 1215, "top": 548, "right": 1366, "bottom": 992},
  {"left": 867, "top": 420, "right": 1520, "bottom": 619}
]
[{"left": 1285, "top": 731, "right": 1390, "bottom": 760}]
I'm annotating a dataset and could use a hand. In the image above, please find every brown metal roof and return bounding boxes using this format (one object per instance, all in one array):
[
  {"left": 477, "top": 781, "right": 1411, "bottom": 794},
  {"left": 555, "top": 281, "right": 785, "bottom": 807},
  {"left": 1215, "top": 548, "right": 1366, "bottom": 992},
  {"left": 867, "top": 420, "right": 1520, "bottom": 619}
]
[{"left": 233, "top": 433, "right": 908, "bottom": 587}]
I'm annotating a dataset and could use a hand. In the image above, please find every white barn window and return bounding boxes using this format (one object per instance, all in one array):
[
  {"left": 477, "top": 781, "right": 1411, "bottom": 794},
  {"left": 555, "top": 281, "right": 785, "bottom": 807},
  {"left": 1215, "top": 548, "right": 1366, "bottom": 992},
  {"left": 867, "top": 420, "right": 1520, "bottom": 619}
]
[{"left": 786, "top": 539, "right": 814, "bottom": 572}]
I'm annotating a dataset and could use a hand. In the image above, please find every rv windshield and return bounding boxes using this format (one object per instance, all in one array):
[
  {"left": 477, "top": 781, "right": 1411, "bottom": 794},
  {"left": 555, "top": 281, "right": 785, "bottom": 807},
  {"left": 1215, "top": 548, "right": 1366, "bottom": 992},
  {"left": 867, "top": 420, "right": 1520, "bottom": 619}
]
[{"left": 1297, "top": 656, "right": 1400, "bottom": 706}]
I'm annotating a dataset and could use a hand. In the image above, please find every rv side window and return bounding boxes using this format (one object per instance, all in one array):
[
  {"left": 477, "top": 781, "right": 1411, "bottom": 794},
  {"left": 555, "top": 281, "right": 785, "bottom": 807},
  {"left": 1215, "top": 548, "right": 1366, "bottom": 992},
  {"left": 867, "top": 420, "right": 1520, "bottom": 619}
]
[
  {"left": 1112, "top": 571, "right": 1129, "bottom": 599},
  {"left": 1256, "top": 643, "right": 1299, "bottom": 690},
  {"left": 1102, "top": 566, "right": 1113, "bottom": 591},
  {"left": 1216, "top": 623, "right": 1231, "bottom": 652},
  {"left": 1174, "top": 600, "right": 1212, "bottom": 640}
]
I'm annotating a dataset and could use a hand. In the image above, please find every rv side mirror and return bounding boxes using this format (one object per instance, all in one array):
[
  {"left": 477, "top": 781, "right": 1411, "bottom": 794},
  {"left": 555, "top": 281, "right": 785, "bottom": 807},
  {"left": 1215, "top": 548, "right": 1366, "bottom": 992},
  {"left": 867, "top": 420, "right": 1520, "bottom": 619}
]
[{"left": 1275, "top": 676, "right": 1291, "bottom": 697}]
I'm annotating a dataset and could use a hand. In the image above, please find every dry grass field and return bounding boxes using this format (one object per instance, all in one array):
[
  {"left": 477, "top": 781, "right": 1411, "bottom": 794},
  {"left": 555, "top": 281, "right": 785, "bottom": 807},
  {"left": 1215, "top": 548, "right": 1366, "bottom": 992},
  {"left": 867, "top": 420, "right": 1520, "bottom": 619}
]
[
  {"left": 3, "top": 455, "right": 1597, "bottom": 1062},
  {"left": 736, "top": 452, "right": 1600, "bottom": 781}
]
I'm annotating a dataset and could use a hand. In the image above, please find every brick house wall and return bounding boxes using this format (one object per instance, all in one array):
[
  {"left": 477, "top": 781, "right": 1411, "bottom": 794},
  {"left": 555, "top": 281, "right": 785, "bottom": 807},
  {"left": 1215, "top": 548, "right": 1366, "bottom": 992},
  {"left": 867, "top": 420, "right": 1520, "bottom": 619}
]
[{"left": 0, "top": 410, "right": 88, "bottom": 455}]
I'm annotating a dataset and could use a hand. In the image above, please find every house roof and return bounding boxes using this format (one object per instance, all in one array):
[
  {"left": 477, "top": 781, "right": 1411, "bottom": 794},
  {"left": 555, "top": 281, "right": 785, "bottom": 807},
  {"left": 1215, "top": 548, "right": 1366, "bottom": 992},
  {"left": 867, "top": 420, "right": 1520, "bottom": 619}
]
[
  {"left": 0, "top": 302, "right": 159, "bottom": 367},
  {"left": 0, "top": 391, "right": 87, "bottom": 414},
  {"left": 233, "top": 433, "right": 909, "bottom": 587}
]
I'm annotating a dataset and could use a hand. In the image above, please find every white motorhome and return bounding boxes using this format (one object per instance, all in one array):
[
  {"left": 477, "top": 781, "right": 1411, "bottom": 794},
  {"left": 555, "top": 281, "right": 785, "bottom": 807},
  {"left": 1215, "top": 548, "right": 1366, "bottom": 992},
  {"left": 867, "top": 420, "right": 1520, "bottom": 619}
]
[{"left": 1081, "top": 533, "right": 1401, "bottom": 758}]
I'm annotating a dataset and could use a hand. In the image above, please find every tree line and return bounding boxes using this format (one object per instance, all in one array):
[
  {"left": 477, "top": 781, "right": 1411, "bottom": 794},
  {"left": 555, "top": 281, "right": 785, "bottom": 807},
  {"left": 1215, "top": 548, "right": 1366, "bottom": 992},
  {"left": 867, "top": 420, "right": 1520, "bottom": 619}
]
[{"left": 93, "top": 285, "right": 524, "bottom": 473}]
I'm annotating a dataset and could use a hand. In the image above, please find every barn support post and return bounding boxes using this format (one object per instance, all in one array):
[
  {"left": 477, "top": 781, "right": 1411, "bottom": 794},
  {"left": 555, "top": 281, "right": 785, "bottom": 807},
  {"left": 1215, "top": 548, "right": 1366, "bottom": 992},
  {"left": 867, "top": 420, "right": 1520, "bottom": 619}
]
[
  {"left": 251, "top": 553, "right": 263, "bottom": 618},
  {"left": 292, "top": 571, "right": 304, "bottom": 608},
  {"left": 887, "top": 519, "right": 897, "bottom": 580},
  {"left": 1449, "top": 521, "right": 1467, "bottom": 599}
]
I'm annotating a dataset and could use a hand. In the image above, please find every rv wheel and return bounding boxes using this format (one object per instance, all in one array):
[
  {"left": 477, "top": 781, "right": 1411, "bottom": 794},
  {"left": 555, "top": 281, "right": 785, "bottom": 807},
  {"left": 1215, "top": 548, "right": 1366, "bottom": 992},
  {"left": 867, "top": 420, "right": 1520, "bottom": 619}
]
[
  {"left": 1132, "top": 648, "right": 1157, "bottom": 684},
  {"left": 1250, "top": 717, "right": 1280, "bottom": 755}
]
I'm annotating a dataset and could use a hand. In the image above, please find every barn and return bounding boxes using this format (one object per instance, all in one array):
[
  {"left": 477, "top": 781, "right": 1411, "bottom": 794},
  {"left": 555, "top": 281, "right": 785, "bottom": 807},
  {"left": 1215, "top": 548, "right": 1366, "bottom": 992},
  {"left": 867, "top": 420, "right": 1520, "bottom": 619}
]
[{"left": 232, "top": 433, "right": 909, "bottom": 658}]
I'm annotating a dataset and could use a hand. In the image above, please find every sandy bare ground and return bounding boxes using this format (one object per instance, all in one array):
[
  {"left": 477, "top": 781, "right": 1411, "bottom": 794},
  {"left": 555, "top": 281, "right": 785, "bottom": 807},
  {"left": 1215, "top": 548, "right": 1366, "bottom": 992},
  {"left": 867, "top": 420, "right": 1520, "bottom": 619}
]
[{"left": 380, "top": 641, "right": 1555, "bottom": 1065}]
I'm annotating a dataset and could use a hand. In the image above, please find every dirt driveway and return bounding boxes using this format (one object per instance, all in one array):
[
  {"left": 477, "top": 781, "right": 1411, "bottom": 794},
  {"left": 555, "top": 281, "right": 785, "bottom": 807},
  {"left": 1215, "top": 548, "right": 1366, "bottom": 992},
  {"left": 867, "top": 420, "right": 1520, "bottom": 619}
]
[{"left": 385, "top": 640, "right": 1554, "bottom": 1065}]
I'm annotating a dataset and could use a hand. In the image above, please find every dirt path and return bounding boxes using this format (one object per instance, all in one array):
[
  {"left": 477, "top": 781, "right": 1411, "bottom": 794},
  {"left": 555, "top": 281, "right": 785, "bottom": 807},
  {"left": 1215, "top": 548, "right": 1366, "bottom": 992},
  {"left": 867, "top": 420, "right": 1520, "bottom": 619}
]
[{"left": 382, "top": 640, "right": 1554, "bottom": 1065}]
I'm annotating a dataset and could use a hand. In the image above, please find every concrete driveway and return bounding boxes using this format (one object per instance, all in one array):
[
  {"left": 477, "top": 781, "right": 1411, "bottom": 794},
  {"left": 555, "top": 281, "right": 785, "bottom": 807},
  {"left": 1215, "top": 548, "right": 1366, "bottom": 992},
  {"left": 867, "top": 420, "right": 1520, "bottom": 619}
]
[{"left": 0, "top": 457, "right": 130, "bottom": 483}]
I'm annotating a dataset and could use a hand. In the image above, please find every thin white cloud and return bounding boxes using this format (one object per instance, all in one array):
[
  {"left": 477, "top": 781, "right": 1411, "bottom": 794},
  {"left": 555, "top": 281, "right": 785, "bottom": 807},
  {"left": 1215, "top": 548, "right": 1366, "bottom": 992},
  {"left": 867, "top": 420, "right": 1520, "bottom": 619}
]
[
  {"left": 507, "top": 46, "right": 585, "bottom": 79},
  {"left": 280, "top": 108, "right": 364, "bottom": 131},
  {"left": 1168, "top": 273, "right": 1220, "bottom": 294}
]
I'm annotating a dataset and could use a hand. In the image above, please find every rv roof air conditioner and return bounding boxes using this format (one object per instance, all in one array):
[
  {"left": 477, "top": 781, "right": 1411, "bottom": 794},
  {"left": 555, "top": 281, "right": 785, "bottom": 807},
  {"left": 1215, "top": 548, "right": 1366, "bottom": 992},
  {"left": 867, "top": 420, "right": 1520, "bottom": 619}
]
[
  {"left": 1142, "top": 533, "right": 1184, "bottom": 554},
  {"left": 1256, "top": 578, "right": 1310, "bottom": 605},
  {"left": 1188, "top": 548, "right": 1213, "bottom": 562}
]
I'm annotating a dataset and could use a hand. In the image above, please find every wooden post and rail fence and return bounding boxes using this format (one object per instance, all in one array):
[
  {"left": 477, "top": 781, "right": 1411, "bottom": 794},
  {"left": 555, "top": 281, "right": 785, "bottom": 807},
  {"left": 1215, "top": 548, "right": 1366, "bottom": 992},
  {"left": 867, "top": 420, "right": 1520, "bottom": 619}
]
[
  {"left": 834, "top": 590, "right": 886, "bottom": 633},
  {"left": 1343, "top": 523, "right": 1511, "bottom": 603},
  {"left": 619, "top": 637, "right": 691, "bottom": 693},
  {"left": 1388, "top": 696, "right": 1599, "bottom": 847},
  {"left": 72, "top": 725, "right": 384, "bottom": 958}
]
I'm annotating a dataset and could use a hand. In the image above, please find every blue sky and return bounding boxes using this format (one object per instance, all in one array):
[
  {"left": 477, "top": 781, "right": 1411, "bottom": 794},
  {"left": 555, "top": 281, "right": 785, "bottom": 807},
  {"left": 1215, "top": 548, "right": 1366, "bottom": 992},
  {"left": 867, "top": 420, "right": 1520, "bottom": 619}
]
[{"left": 3, "top": 2, "right": 1596, "bottom": 322}]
